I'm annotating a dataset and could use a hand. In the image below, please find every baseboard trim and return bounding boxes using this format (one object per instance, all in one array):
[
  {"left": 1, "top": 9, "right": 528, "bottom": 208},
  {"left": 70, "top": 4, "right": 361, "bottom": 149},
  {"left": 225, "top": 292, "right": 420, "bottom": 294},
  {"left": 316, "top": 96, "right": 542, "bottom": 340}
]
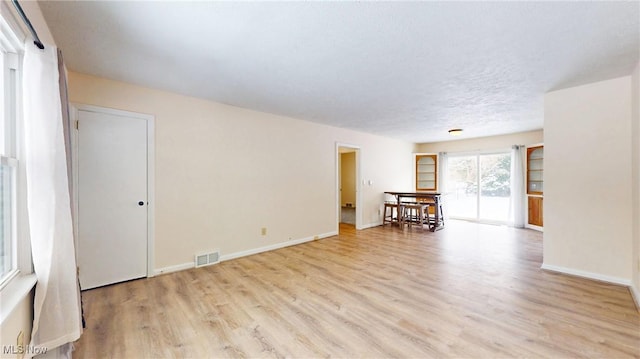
[
  {"left": 541, "top": 263, "right": 631, "bottom": 286},
  {"left": 154, "top": 262, "right": 194, "bottom": 276},
  {"left": 524, "top": 224, "right": 543, "bottom": 232},
  {"left": 358, "top": 221, "right": 382, "bottom": 230},
  {"left": 630, "top": 284, "right": 640, "bottom": 312},
  {"left": 154, "top": 231, "right": 339, "bottom": 275},
  {"left": 221, "top": 231, "right": 338, "bottom": 262}
]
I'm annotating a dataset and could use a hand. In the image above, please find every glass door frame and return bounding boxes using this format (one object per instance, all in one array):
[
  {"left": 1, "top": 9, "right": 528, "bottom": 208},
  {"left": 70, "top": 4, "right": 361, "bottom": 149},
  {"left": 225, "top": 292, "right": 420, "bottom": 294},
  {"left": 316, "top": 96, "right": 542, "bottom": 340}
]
[{"left": 445, "top": 149, "right": 512, "bottom": 225}]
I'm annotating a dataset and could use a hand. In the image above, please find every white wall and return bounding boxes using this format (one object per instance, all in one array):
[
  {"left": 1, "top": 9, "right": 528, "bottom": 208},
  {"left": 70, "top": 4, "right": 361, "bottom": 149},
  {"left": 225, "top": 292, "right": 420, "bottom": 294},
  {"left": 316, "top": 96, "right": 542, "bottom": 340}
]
[
  {"left": 0, "top": 290, "right": 32, "bottom": 353},
  {"left": 544, "top": 76, "right": 633, "bottom": 284},
  {"left": 631, "top": 61, "right": 640, "bottom": 302},
  {"left": 415, "top": 130, "right": 543, "bottom": 154},
  {"left": 67, "top": 72, "right": 414, "bottom": 271}
]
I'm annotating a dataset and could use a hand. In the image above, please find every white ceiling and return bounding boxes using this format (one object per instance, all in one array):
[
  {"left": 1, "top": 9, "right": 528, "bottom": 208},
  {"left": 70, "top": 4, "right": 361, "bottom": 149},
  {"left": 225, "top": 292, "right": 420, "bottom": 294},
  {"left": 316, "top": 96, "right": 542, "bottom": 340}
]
[{"left": 39, "top": 1, "right": 639, "bottom": 143}]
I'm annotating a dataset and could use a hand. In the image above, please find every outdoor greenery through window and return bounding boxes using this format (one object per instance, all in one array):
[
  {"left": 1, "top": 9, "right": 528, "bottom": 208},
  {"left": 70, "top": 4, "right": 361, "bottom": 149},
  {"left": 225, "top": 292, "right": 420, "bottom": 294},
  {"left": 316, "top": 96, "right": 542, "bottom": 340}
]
[{"left": 446, "top": 152, "right": 511, "bottom": 222}]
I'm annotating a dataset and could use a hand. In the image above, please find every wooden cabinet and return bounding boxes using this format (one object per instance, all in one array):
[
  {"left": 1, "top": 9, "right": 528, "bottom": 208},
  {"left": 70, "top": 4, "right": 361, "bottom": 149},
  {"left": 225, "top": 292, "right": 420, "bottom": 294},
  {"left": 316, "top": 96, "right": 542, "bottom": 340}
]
[
  {"left": 527, "top": 146, "right": 543, "bottom": 195},
  {"left": 528, "top": 196, "right": 543, "bottom": 227},
  {"left": 416, "top": 154, "right": 437, "bottom": 191}
]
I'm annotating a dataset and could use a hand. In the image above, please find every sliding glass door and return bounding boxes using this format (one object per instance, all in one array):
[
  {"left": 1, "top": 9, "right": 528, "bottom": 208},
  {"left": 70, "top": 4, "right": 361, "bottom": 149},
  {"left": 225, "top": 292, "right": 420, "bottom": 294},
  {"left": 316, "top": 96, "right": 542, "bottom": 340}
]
[
  {"left": 446, "top": 152, "right": 511, "bottom": 223},
  {"left": 479, "top": 153, "right": 511, "bottom": 222},
  {"left": 447, "top": 156, "right": 478, "bottom": 219}
]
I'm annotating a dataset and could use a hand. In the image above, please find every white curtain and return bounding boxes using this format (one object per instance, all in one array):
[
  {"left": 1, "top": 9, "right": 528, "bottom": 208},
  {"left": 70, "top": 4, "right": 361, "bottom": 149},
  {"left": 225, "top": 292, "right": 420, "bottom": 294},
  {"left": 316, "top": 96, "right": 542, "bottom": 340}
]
[
  {"left": 438, "top": 152, "right": 448, "bottom": 219},
  {"left": 509, "top": 145, "right": 526, "bottom": 228},
  {"left": 23, "top": 43, "right": 82, "bottom": 357}
]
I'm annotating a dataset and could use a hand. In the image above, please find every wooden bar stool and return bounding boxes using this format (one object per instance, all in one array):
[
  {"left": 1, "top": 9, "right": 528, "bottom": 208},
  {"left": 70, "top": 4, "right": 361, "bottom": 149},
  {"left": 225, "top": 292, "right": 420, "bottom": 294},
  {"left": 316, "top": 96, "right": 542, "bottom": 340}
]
[
  {"left": 427, "top": 201, "right": 444, "bottom": 230},
  {"left": 421, "top": 203, "right": 432, "bottom": 229},
  {"left": 383, "top": 201, "right": 400, "bottom": 225},
  {"left": 402, "top": 202, "right": 426, "bottom": 229},
  {"left": 438, "top": 202, "right": 444, "bottom": 227},
  {"left": 417, "top": 198, "right": 436, "bottom": 230}
]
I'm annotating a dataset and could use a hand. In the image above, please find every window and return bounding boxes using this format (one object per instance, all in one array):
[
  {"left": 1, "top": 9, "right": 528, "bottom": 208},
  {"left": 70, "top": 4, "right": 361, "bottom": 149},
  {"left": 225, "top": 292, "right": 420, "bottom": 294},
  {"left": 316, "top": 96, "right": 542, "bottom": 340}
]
[{"left": 0, "top": 13, "right": 22, "bottom": 288}]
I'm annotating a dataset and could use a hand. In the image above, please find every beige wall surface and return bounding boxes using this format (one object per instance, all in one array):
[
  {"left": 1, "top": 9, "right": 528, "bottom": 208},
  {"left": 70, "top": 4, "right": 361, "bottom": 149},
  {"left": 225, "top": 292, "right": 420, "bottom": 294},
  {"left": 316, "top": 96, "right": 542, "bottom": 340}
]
[
  {"left": 0, "top": 0, "right": 54, "bottom": 354},
  {"left": 632, "top": 61, "right": 640, "bottom": 298},
  {"left": 415, "top": 130, "right": 543, "bottom": 154},
  {"left": 67, "top": 71, "right": 414, "bottom": 270},
  {"left": 340, "top": 152, "right": 356, "bottom": 207},
  {"left": 0, "top": 290, "right": 33, "bottom": 355},
  {"left": 544, "top": 75, "right": 633, "bottom": 283}
]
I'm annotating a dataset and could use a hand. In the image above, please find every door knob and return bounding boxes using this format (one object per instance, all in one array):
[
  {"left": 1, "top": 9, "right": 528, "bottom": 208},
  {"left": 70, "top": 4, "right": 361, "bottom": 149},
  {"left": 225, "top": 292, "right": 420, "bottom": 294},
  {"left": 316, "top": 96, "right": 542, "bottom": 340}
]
[{"left": 138, "top": 201, "right": 144, "bottom": 206}]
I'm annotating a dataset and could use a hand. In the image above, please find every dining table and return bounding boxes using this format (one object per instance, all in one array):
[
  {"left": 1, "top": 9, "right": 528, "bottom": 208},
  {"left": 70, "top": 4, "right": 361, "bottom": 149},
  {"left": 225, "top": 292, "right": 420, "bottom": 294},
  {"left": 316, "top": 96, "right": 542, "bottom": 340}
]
[{"left": 384, "top": 191, "right": 444, "bottom": 231}]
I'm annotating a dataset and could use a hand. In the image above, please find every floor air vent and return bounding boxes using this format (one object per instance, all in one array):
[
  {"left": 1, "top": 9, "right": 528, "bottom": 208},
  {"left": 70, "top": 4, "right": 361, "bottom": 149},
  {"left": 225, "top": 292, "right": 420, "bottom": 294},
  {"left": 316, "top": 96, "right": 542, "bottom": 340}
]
[{"left": 195, "top": 250, "right": 220, "bottom": 268}]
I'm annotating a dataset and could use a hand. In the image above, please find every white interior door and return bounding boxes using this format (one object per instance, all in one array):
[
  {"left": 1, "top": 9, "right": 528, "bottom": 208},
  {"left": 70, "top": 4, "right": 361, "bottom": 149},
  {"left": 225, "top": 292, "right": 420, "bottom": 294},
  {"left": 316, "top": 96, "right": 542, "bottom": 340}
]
[{"left": 77, "top": 109, "right": 148, "bottom": 290}]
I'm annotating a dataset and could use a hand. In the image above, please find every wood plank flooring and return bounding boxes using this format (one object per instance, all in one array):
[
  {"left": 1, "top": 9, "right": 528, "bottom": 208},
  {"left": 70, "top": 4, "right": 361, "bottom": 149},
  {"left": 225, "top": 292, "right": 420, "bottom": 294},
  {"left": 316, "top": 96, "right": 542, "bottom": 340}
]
[{"left": 74, "top": 221, "right": 640, "bottom": 358}]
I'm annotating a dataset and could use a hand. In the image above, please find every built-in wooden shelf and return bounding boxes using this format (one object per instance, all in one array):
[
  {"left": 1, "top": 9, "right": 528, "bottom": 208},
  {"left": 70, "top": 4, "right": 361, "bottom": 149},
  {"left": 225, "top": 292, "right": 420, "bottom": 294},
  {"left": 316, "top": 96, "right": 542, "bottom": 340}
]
[{"left": 416, "top": 154, "right": 437, "bottom": 191}]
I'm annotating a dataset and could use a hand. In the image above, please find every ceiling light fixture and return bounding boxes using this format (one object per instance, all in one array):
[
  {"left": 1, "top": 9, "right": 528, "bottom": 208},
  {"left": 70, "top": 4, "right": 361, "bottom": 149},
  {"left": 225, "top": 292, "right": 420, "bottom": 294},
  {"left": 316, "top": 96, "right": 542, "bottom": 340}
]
[{"left": 448, "top": 128, "right": 463, "bottom": 136}]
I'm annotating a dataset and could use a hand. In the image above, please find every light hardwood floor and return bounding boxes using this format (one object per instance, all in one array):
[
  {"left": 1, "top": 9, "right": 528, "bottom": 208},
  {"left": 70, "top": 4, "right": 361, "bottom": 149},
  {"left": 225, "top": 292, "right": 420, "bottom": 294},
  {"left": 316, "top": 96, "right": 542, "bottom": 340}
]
[{"left": 75, "top": 221, "right": 640, "bottom": 358}]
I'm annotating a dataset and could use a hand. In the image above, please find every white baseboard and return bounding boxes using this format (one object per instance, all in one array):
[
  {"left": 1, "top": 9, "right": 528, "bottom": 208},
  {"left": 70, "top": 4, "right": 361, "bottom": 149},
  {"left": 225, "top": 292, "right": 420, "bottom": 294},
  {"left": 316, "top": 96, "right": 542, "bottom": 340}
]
[
  {"left": 154, "top": 262, "right": 194, "bottom": 276},
  {"left": 541, "top": 263, "right": 631, "bottom": 286},
  {"left": 221, "top": 231, "right": 338, "bottom": 262},
  {"left": 358, "top": 221, "right": 382, "bottom": 230},
  {"left": 630, "top": 284, "right": 640, "bottom": 312},
  {"left": 524, "top": 224, "right": 543, "bottom": 232},
  {"left": 154, "top": 231, "right": 339, "bottom": 275}
]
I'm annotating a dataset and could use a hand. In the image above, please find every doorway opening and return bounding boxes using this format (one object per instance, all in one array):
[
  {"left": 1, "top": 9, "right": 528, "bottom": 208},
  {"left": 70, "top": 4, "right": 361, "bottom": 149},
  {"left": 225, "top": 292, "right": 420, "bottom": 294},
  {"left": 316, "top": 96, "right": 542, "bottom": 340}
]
[{"left": 336, "top": 144, "right": 361, "bottom": 233}]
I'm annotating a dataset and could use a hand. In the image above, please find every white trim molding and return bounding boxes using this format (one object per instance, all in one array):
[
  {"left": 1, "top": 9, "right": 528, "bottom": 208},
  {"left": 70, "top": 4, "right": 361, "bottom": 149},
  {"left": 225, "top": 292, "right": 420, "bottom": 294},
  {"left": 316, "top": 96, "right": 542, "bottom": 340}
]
[
  {"left": 630, "top": 284, "right": 640, "bottom": 312},
  {"left": 525, "top": 223, "right": 544, "bottom": 232},
  {"left": 541, "top": 263, "right": 631, "bottom": 287},
  {"left": 0, "top": 1, "right": 25, "bottom": 53},
  {"left": 154, "top": 262, "right": 194, "bottom": 276},
  {"left": 360, "top": 221, "right": 383, "bottom": 230}
]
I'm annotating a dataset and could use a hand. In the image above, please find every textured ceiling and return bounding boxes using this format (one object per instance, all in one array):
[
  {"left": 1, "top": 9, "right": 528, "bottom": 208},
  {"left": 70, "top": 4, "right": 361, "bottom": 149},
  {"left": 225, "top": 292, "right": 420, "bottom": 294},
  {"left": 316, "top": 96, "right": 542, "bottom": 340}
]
[{"left": 39, "top": 1, "right": 639, "bottom": 143}]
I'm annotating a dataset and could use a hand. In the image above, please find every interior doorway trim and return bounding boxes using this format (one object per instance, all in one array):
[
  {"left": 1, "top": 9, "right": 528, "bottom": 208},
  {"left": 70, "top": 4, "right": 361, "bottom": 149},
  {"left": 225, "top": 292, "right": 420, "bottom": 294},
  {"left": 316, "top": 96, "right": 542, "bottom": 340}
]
[
  {"left": 336, "top": 143, "right": 362, "bottom": 231},
  {"left": 70, "top": 103, "right": 156, "bottom": 278}
]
